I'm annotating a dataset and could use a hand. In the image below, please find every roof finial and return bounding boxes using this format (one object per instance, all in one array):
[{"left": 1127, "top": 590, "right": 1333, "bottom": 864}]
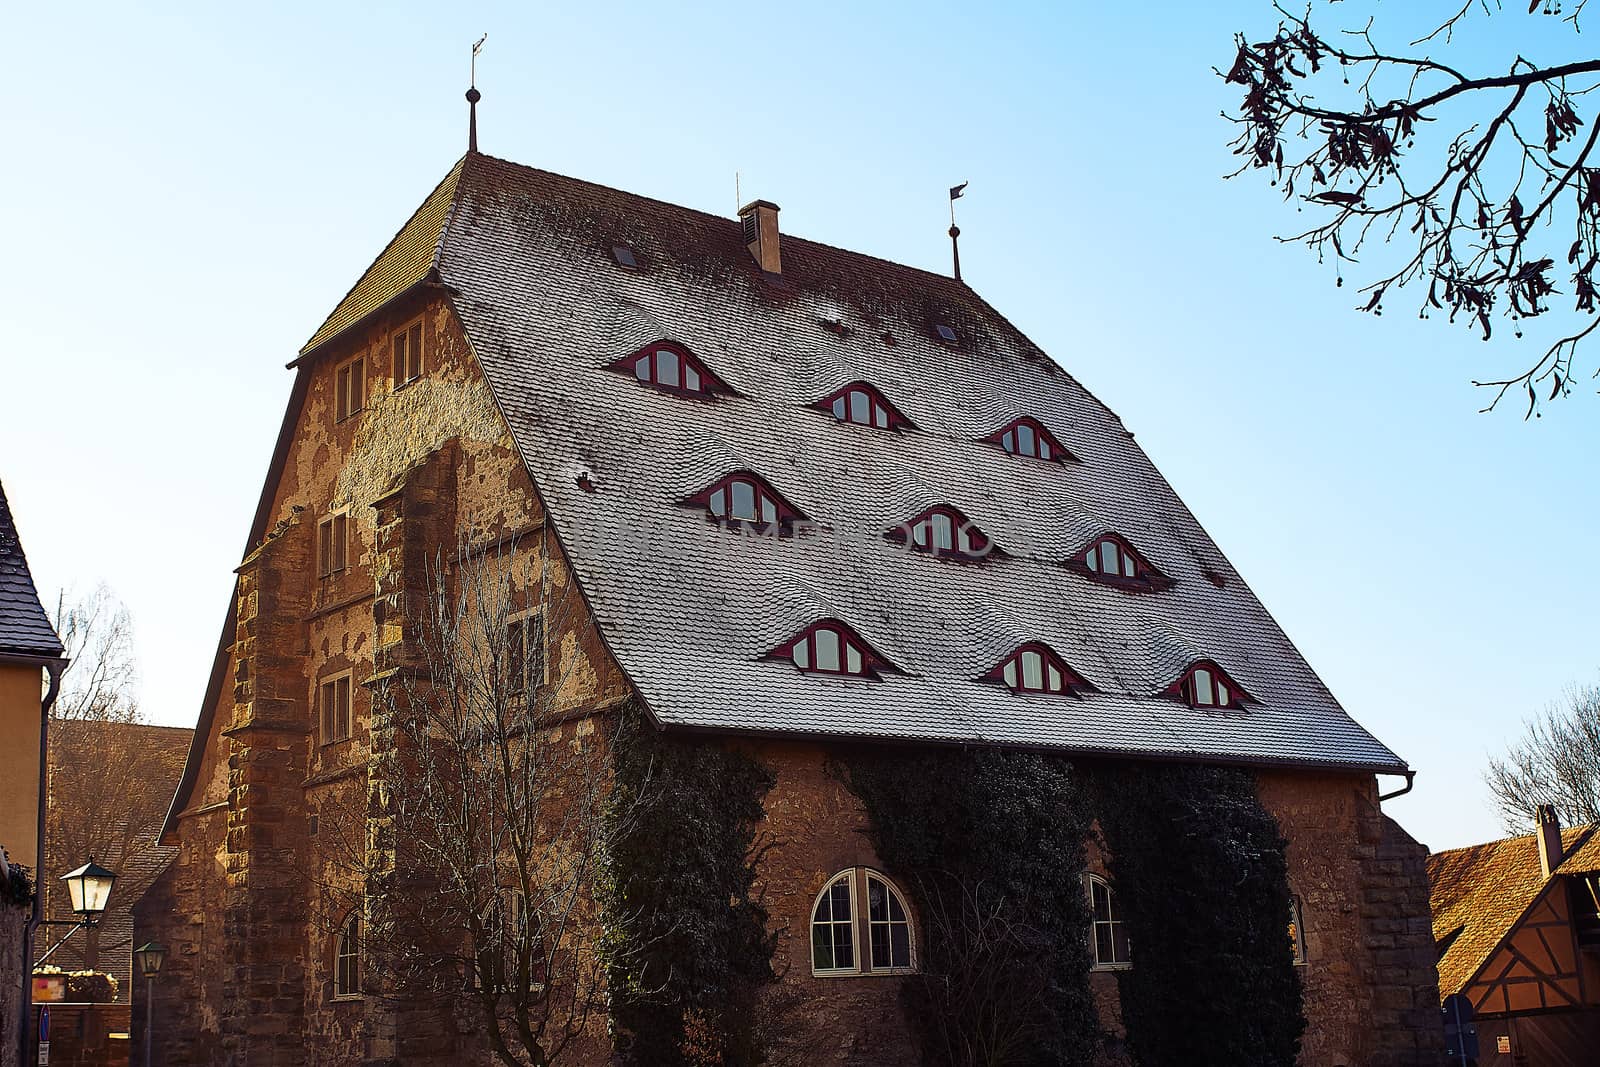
[
  {"left": 948, "top": 180, "right": 968, "bottom": 282},
  {"left": 467, "top": 33, "right": 487, "bottom": 153}
]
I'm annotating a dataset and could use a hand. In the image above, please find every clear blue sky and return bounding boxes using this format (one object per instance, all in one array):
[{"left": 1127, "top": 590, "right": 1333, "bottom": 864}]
[{"left": 2, "top": 1, "right": 1594, "bottom": 851}]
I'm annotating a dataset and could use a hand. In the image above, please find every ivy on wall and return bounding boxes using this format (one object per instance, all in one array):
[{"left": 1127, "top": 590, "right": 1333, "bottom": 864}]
[
  {"left": 3, "top": 862, "right": 30, "bottom": 908},
  {"left": 1091, "top": 763, "right": 1305, "bottom": 1067},
  {"left": 602, "top": 701, "right": 777, "bottom": 1066},
  {"left": 838, "top": 747, "right": 1099, "bottom": 1067}
]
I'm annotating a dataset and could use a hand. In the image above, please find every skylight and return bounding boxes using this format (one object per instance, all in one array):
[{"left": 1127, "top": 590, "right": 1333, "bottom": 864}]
[{"left": 611, "top": 244, "right": 639, "bottom": 269}]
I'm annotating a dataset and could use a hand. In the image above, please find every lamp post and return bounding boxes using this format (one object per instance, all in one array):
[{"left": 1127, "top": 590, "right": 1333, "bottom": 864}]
[
  {"left": 134, "top": 942, "right": 165, "bottom": 1067},
  {"left": 34, "top": 858, "right": 116, "bottom": 967}
]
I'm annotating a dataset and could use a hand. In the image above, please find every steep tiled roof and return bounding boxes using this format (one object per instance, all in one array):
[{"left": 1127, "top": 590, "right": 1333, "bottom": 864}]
[
  {"left": 1427, "top": 825, "right": 1594, "bottom": 997},
  {"left": 409, "top": 152, "right": 1408, "bottom": 771},
  {"left": 298, "top": 156, "right": 466, "bottom": 357},
  {"left": 0, "top": 479, "right": 64, "bottom": 659}
]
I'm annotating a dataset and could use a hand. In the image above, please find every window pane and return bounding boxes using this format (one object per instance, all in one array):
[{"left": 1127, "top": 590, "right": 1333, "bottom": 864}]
[
  {"left": 1112, "top": 923, "right": 1130, "bottom": 964},
  {"left": 657, "top": 349, "right": 680, "bottom": 387},
  {"left": 760, "top": 495, "right": 777, "bottom": 524},
  {"left": 816, "top": 628, "right": 841, "bottom": 672},
  {"left": 1048, "top": 664, "right": 1063, "bottom": 692},
  {"left": 685, "top": 364, "right": 701, "bottom": 392},
  {"left": 1002, "top": 430, "right": 1016, "bottom": 454},
  {"left": 831, "top": 880, "right": 851, "bottom": 916},
  {"left": 812, "top": 924, "right": 833, "bottom": 970},
  {"left": 845, "top": 643, "right": 862, "bottom": 675},
  {"left": 1040, "top": 439, "right": 1052, "bottom": 460},
  {"left": 1217, "top": 681, "right": 1231, "bottom": 706},
  {"left": 912, "top": 521, "right": 929, "bottom": 548},
  {"left": 731, "top": 480, "right": 757, "bottom": 520},
  {"left": 634, "top": 354, "right": 650, "bottom": 382},
  {"left": 709, "top": 488, "right": 726, "bottom": 517},
  {"left": 793, "top": 641, "right": 810, "bottom": 670},
  {"left": 1122, "top": 553, "right": 1136, "bottom": 578},
  {"left": 1022, "top": 651, "right": 1044, "bottom": 690},
  {"left": 833, "top": 924, "right": 854, "bottom": 969},
  {"left": 850, "top": 390, "right": 870, "bottom": 424},
  {"left": 1092, "top": 880, "right": 1112, "bottom": 922},
  {"left": 1095, "top": 924, "right": 1114, "bottom": 964},
  {"left": 1003, "top": 660, "right": 1017, "bottom": 687},
  {"left": 1101, "top": 543, "right": 1120, "bottom": 574},
  {"left": 874, "top": 405, "right": 889, "bottom": 429},
  {"left": 891, "top": 924, "right": 910, "bottom": 968},
  {"left": 1194, "top": 668, "right": 1215, "bottom": 706},
  {"left": 1085, "top": 546, "right": 1099, "bottom": 572},
  {"left": 1017, "top": 424, "right": 1036, "bottom": 456},
  {"left": 832, "top": 396, "right": 846, "bottom": 419},
  {"left": 408, "top": 325, "right": 422, "bottom": 376},
  {"left": 868, "top": 879, "right": 887, "bottom": 921},
  {"left": 870, "top": 924, "right": 890, "bottom": 968},
  {"left": 933, "top": 514, "right": 954, "bottom": 551}
]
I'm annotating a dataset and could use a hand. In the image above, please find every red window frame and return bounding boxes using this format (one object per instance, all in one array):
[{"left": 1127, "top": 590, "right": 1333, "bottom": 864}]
[
  {"left": 1163, "top": 661, "right": 1251, "bottom": 709},
  {"left": 981, "top": 643, "right": 1089, "bottom": 695},
  {"left": 608, "top": 340, "right": 728, "bottom": 397},
  {"left": 1068, "top": 533, "right": 1169, "bottom": 591},
  {"left": 814, "top": 381, "right": 912, "bottom": 431},
  {"left": 886, "top": 506, "right": 995, "bottom": 561},
  {"left": 986, "top": 417, "right": 1073, "bottom": 463},
  {"left": 769, "top": 620, "right": 893, "bottom": 678},
  {"left": 682, "top": 471, "right": 806, "bottom": 530}
]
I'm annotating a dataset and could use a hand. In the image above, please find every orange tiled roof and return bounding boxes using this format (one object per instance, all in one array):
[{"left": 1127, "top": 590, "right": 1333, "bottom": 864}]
[{"left": 1428, "top": 824, "right": 1594, "bottom": 997}]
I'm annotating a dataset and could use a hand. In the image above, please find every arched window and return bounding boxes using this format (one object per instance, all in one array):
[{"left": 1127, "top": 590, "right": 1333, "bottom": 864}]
[
  {"left": 1164, "top": 661, "right": 1251, "bottom": 709},
  {"left": 988, "top": 417, "right": 1072, "bottom": 463},
  {"left": 815, "top": 382, "right": 911, "bottom": 431},
  {"left": 334, "top": 911, "right": 362, "bottom": 998},
  {"left": 1289, "top": 895, "right": 1307, "bottom": 965},
  {"left": 1070, "top": 534, "right": 1168, "bottom": 591},
  {"left": 887, "top": 506, "right": 994, "bottom": 561},
  {"left": 770, "top": 620, "right": 892, "bottom": 678},
  {"left": 812, "top": 868, "right": 915, "bottom": 976},
  {"left": 683, "top": 472, "right": 806, "bottom": 530},
  {"left": 609, "top": 341, "right": 727, "bottom": 397},
  {"left": 1087, "top": 875, "right": 1130, "bottom": 969},
  {"left": 982, "top": 643, "right": 1088, "bottom": 695}
]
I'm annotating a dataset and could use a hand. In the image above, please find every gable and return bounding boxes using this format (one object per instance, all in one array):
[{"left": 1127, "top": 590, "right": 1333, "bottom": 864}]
[{"left": 1463, "top": 880, "right": 1584, "bottom": 1015}]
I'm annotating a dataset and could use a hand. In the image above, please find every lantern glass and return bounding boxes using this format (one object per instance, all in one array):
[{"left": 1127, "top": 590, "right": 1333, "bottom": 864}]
[
  {"left": 61, "top": 859, "right": 117, "bottom": 919},
  {"left": 134, "top": 942, "right": 167, "bottom": 978}
]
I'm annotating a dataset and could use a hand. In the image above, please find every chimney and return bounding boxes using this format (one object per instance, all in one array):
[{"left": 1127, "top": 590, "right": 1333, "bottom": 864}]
[
  {"left": 1537, "top": 803, "right": 1565, "bottom": 880},
  {"left": 738, "top": 199, "right": 782, "bottom": 275}
]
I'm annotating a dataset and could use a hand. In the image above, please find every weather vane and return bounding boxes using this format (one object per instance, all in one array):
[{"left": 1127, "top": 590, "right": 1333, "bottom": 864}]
[
  {"left": 467, "top": 33, "right": 487, "bottom": 153},
  {"left": 948, "top": 180, "right": 968, "bottom": 282}
]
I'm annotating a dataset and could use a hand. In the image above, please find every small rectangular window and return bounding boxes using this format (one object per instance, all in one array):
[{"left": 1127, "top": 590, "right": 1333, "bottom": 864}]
[
  {"left": 334, "top": 356, "right": 365, "bottom": 422},
  {"left": 392, "top": 321, "right": 424, "bottom": 386},
  {"left": 320, "top": 673, "right": 353, "bottom": 743},
  {"left": 318, "top": 513, "right": 349, "bottom": 577},
  {"left": 506, "top": 613, "right": 544, "bottom": 697}
]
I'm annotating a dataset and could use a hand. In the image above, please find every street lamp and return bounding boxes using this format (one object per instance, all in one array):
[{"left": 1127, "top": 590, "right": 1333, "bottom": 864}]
[
  {"left": 134, "top": 942, "right": 165, "bottom": 1067},
  {"left": 34, "top": 857, "right": 117, "bottom": 967}
]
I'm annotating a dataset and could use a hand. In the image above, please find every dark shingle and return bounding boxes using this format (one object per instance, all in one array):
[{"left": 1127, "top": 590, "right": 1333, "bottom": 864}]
[{"left": 0, "top": 479, "right": 64, "bottom": 659}]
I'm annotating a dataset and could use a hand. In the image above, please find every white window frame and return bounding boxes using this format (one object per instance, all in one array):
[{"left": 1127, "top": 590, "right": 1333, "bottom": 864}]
[
  {"left": 1087, "top": 873, "right": 1131, "bottom": 971},
  {"left": 334, "top": 354, "right": 365, "bottom": 423},
  {"left": 319, "top": 670, "right": 354, "bottom": 745},
  {"left": 333, "top": 909, "right": 362, "bottom": 1000},
  {"left": 809, "top": 867, "right": 917, "bottom": 978},
  {"left": 391, "top": 316, "right": 425, "bottom": 387}
]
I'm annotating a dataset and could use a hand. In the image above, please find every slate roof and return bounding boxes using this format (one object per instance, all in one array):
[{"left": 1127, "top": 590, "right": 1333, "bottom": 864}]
[
  {"left": 389, "top": 152, "right": 1407, "bottom": 772},
  {"left": 1427, "top": 825, "right": 1597, "bottom": 997},
  {"left": 0, "top": 479, "right": 64, "bottom": 659}
]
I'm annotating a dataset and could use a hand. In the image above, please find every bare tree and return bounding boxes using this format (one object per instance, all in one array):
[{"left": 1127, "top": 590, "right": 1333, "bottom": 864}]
[
  {"left": 1224, "top": 2, "right": 1600, "bottom": 414},
  {"left": 328, "top": 529, "right": 646, "bottom": 1067},
  {"left": 1486, "top": 681, "right": 1600, "bottom": 831},
  {"left": 42, "top": 588, "right": 177, "bottom": 973}
]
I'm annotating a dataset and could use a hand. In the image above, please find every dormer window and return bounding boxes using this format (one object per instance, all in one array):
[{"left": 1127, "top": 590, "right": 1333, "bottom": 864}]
[
  {"left": 609, "top": 341, "right": 727, "bottom": 397},
  {"left": 815, "top": 382, "right": 911, "bottom": 431},
  {"left": 1068, "top": 534, "right": 1169, "bottom": 592},
  {"left": 934, "top": 324, "right": 958, "bottom": 343},
  {"left": 1164, "top": 661, "right": 1251, "bottom": 709},
  {"left": 770, "top": 620, "right": 892, "bottom": 678},
  {"left": 988, "top": 417, "right": 1072, "bottom": 463},
  {"left": 982, "top": 643, "right": 1089, "bottom": 695},
  {"left": 683, "top": 472, "right": 806, "bottom": 530},
  {"left": 887, "top": 507, "right": 994, "bottom": 561}
]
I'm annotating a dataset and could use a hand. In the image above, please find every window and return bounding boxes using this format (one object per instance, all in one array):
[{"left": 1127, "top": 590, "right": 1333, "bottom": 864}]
[
  {"left": 1088, "top": 875, "right": 1130, "bottom": 969},
  {"left": 476, "top": 889, "right": 529, "bottom": 993},
  {"left": 888, "top": 506, "right": 993, "bottom": 561},
  {"left": 684, "top": 472, "right": 806, "bottom": 530},
  {"left": 1289, "top": 895, "right": 1307, "bottom": 965},
  {"left": 1163, "top": 661, "right": 1251, "bottom": 709},
  {"left": 610, "top": 341, "right": 725, "bottom": 396},
  {"left": 318, "top": 512, "right": 349, "bottom": 578},
  {"left": 811, "top": 868, "right": 915, "bottom": 976},
  {"left": 815, "top": 382, "right": 911, "bottom": 431},
  {"left": 771, "top": 620, "right": 892, "bottom": 678},
  {"left": 983, "top": 643, "right": 1088, "bottom": 695},
  {"left": 988, "top": 417, "right": 1071, "bottom": 463},
  {"left": 320, "top": 673, "right": 353, "bottom": 743},
  {"left": 611, "top": 244, "right": 638, "bottom": 269},
  {"left": 934, "top": 323, "right": 959, "bottom": 343},
  {"left": 391, "top": 320, "right": 424, "bottom": 386},
  {"left": 334, "top": 356, "right": 365, "bottom": 422},
  {"left": 1070, "top": 534, "right": 1167, "bottom": 591},
  {"left": 507, "top": 613, "right": 544, "bottom": 697},
  {"left": 334, "top": 911, "right": 362, "bottom": 998}
]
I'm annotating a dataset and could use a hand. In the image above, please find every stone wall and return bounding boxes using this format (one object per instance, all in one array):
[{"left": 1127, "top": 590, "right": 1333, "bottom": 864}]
[{"left": 2, "top": 889, "right": 26, "bottom": 1067}]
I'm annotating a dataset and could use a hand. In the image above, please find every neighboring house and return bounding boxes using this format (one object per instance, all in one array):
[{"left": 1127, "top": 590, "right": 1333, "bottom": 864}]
[
  {"left": 134, "top": 125, "right": 1439, "bottom": 1065},
  {"left": 0, "top": 480, "right": 67, "bottom": 1067},
  {"left": 1429, "top": 806, "right": 1600, "bottom": 1065},
  {"left": 37, "top": 721, "right": 192, "bottom": 998}
]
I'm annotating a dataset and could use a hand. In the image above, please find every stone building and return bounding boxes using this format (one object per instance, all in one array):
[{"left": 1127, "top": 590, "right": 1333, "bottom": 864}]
[{"left": 135, "top": 136, "right": 1439, "bottom": 1066}]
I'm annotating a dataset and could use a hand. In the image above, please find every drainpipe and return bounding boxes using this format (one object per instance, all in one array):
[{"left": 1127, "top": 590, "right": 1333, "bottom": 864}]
[
  {"left": 17, "top": 658, "right": 65, "bottom": 1067},
  {"left": 1377, "top": 769, "right": 1416, "bottom": 802}
]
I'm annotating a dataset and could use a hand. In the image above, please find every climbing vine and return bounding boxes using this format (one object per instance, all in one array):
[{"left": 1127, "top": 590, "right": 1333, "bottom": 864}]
[
  {"left": 838, "top": 747, "right": 1098, "bottom": 1066},
  {"left": 3, "top": 861, "right": 30, "bottom": 908},
  {"left": 1091, "top": 763, "right": 1305, "bottom": 1067},
  {"left": 602, "top": 701, "right": 777, "bottom": 1066}
]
